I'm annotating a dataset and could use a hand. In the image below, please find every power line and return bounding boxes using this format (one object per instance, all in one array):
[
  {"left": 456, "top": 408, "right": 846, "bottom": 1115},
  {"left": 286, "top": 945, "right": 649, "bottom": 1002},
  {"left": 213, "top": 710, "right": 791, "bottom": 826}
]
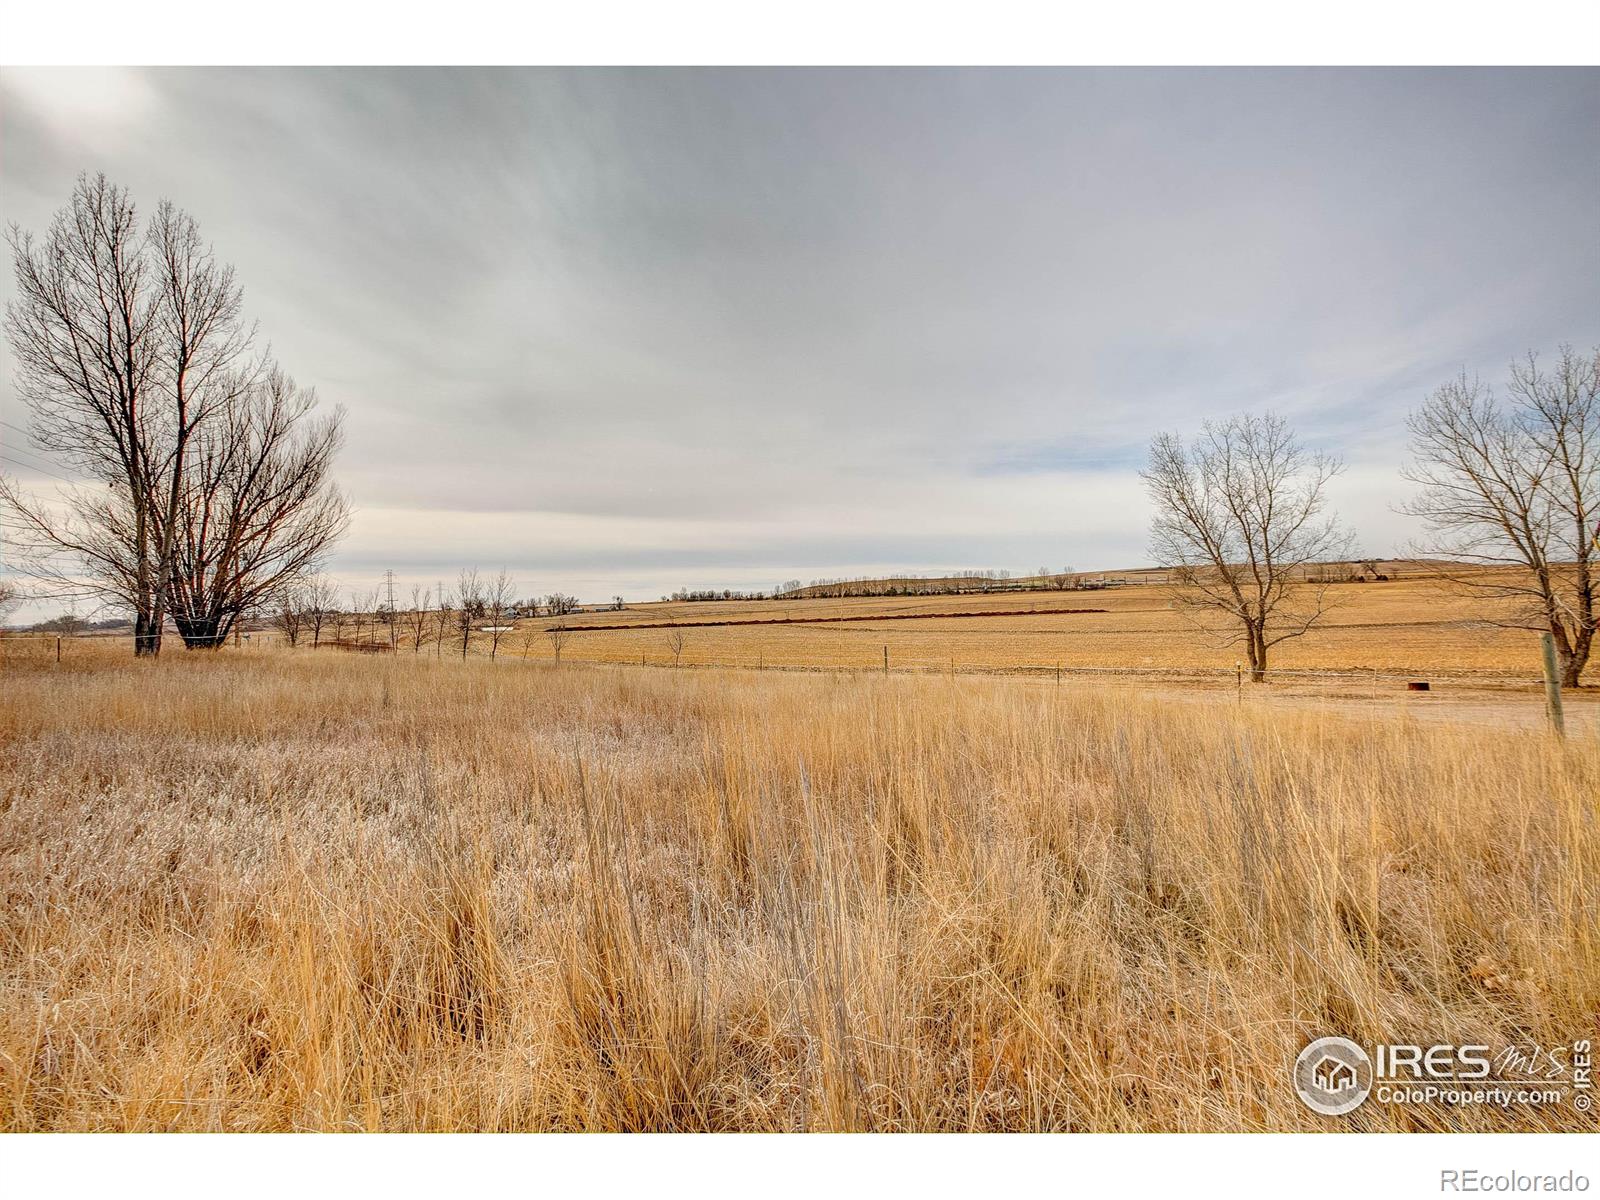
[
  {"left": 0, "top": 441, "right": 73, "bottom": 473},
  {"left": 0, "top": 452, "right": 78, "bottom": 486}
]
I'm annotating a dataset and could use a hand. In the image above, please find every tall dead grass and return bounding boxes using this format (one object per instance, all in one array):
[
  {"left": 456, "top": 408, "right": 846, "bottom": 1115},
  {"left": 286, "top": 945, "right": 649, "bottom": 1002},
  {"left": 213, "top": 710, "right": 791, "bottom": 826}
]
[{"left": 0, "top": 649, "right": 1594, "bottom": 1130}]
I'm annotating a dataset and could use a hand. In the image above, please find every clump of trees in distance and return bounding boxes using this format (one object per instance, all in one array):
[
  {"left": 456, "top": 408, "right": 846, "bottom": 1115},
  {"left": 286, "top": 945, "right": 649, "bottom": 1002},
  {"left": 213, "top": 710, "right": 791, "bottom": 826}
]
[
  {"left": 779, "top": 568, "right": 1088, "bottom": 600},
  {"left": 1, "top": 174, "right": 348, "bottom": 655},
  {"left": 664, "top": 588, "right": 772, "bottom": 602}
]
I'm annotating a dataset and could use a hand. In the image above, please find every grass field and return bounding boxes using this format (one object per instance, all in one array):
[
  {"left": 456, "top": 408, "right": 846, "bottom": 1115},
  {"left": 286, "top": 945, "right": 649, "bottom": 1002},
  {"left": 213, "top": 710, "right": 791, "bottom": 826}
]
[
  {"left": 418, "top": 567, "right": 1559, "bottom": 679},
  {"left": 1, "top": 646, "right": 1594, "bottom": 1131}
]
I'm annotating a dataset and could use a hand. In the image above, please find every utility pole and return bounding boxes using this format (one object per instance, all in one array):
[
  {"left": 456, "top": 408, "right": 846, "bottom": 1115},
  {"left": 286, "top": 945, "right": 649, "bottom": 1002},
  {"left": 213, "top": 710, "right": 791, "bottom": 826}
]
[{"left": 384, "top": 569, "right": 397, "bottom": 648}]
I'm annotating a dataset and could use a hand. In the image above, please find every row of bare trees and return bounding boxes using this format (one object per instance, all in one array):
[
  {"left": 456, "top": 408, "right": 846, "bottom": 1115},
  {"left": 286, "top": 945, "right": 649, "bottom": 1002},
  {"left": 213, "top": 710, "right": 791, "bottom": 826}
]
[
  {"left": 1145, "top": 344, "right": 1598, "bottom": 684},
  {"left": 273, "top": 568, "right": 528, "bottom": 659},
  {"left": 2, "top": 175, "right": 348, "bottom": 654},
  {"left": 267, "top": 577, "right": 707, "bottom": 668}
]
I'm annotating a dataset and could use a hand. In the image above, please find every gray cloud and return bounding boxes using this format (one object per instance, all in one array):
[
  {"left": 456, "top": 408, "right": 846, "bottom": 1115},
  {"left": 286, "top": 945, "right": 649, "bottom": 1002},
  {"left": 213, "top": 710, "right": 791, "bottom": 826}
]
[{"left": 2, "top": 67, "right": 1596, "bottom": 603}]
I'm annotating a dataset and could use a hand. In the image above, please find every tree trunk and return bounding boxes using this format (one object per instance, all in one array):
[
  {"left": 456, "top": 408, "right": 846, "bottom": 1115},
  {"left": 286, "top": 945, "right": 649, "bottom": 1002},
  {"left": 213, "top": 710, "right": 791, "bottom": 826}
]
[
  {"left": 1560, "top": 635, "right": 1588, "bottom": 689},
  {"left": 133, "top": 610, "right": 161, "bottom": 657},
  {"left": 173, "top": 612, "right": 228, "bottom": 649},
  {"left": 1246, "top": 625, "right": 1267, "bottom": 683}
]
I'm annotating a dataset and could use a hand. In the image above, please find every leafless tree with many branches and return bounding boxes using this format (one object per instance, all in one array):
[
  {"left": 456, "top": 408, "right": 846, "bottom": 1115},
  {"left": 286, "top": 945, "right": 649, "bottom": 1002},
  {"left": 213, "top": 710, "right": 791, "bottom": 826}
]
[
  {"left": 1143, "top": 412, "right": 1351, "bottom": 682},
  {"left": 405, "top": 584, "right": 432, "bottom": 652},
  {"left": 1402, "top": 345, "right": 1599, "bottom": 686},
  {"left": 273, "top": 587, "right": 306, "bottom": 647},
  {"left": 0, "top": 580, "right": 22, "bottom": 626},
  {"left": 302, "top": 575, "right": 339, "bottom": 648},
  {"left": 2, "top": 174, "right": 344, "bottom": 653},
  {"left": 455, "top": 570, "right": 482, "bottom": 659},
  {"left": 483, "top": 569, "right": 517, "bottom": 661}
]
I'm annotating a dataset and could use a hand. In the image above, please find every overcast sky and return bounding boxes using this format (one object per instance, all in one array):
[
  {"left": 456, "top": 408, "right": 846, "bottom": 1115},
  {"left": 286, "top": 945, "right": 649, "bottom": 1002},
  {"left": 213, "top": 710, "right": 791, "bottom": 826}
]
[{"left": 2, "top": 67, "right": 1596, "bottom": 608}]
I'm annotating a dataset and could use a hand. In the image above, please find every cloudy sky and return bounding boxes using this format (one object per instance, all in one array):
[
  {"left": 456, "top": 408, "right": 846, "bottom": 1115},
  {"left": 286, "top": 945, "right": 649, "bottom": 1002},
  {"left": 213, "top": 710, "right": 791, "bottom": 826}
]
[{"left": 2, "top": 67, "right": 1596, "bottom": 606}]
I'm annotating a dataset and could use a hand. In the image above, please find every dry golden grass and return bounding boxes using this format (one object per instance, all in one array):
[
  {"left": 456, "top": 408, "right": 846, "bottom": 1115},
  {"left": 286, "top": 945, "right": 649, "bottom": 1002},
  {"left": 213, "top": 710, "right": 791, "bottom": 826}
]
[{"left": 1, "top": 647, "right": 1595, "bottom": 1131}]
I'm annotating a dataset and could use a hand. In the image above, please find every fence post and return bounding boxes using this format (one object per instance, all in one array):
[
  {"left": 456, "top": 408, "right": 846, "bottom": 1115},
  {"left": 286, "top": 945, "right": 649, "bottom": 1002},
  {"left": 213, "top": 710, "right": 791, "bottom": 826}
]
[
  {"left": 56, "top": 636, "right": 62, "bottom": 664},
  {"left": 1235, "top": 661, "right": 1242, "bottom": 703},
  {"left": 882, "top": 645, "right": 888, "bottom": 675},
  {"left": 1540, "top": 633, "right": 1566, "bottom": 738}
]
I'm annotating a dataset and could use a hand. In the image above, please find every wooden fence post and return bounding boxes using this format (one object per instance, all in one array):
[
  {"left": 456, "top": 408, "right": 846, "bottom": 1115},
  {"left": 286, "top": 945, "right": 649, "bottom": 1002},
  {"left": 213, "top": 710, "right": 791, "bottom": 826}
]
[
  {"left": 56, "top": 636, "right": 62, "bottom": 664},
  {"left": 1540, "top": 633, "right": 1565, "bottom": 738},
  {"left": 882, "top": 645, "right": 888, "bottom": 675}
]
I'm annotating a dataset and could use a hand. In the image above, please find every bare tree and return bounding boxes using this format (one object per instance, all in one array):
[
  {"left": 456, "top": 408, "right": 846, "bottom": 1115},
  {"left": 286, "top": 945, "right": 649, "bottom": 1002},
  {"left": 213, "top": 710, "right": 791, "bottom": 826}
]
[
  {"left": 158, "top": 369, "right": 347, "bottom": 648},
  {"left": 329, "top": 603, "right": 349, "bottom": 646},
  {"left": 666, "top": 628, "right": 685, "bottom": 668},
  {"left": 548, "top": 623, "right": 568, "bottom": 665},
  {"left": 273, "top": 586, "right": 306, "bottom": 646},
  {"left": 1401, "top": 346, "right": 1599, "bottom": 686},
  {"left": 0, "top": 580, "right": 22, "bottom": 626},
  {"left": 455, "top": 569, "right": 482, "bottom": 659},
  {"left": 434, "top": 587, "right": 453, "bottom": 658},
  {"left": 3, "top": 174, "right": 255, "bottom": 655},
  {"left": 143, "top": 198, "right": 255, "bottom": 650},
  {"left": 351, "top": 587, "right": 379, "bottom": 646},
  {"left": 303, "top": 574, "right": 339, "bottom": 647},
  {"left": 4, "top": 178, "right": 160, "bottom": 652},
  {"left": 484, "top": 569, "right": 517, "bottom": 660},
  {"left": 405, "top": 584, "right": 432, "bottom": 652},
  {"left": 1143, "top": 413, "right": 1350, "bottom": 681}
]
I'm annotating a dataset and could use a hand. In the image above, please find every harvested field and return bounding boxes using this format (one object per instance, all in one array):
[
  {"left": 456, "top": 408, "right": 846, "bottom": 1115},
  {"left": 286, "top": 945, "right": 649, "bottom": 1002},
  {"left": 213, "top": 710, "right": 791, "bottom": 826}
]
[{"left": 450, "top": 567, "right": 1577, "bottom": 681}]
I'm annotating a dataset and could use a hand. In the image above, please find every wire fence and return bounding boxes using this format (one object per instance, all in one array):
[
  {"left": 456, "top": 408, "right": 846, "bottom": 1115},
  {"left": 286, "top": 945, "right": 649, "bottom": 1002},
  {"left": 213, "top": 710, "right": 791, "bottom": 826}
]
[{"left": 0, "top": 630, "right": 1568, "bottom": 694}]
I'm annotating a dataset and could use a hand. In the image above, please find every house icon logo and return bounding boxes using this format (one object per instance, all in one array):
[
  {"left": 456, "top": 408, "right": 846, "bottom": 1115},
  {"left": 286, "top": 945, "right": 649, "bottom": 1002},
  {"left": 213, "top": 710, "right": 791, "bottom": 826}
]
[
  {"left": 1313, "top": 1055, "right": 1357, "bottom": 1093},
  {"left": 1294, "top": 1036, "right": 1373, "bottom": 1116}
]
